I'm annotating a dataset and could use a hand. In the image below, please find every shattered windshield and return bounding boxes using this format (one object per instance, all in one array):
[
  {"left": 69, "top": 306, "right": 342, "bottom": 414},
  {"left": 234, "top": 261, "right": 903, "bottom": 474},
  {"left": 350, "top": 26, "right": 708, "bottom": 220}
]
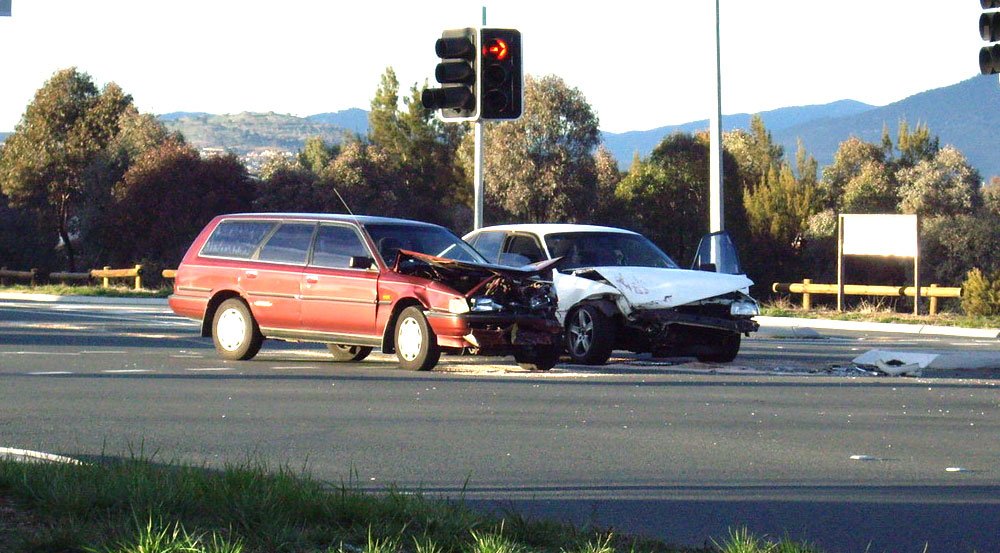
[
  {"left": 544, "top": 232, "right": 680, "bottom": 270},
  {"left": 365, "top": 223, "right": 487, "bottom": 265}
]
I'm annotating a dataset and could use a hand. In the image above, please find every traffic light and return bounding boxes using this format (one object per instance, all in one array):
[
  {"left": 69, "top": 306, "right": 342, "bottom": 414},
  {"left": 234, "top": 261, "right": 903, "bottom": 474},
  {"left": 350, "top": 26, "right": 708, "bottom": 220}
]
[
  {"left": 981, "top": 0, "right": 1000, "bottom": 74},
  {"left": 479, "top": 28, "right": 522, "bottom": 120},
  {"left": 421, "top": 28, "right": 479, "bottom": 121}
]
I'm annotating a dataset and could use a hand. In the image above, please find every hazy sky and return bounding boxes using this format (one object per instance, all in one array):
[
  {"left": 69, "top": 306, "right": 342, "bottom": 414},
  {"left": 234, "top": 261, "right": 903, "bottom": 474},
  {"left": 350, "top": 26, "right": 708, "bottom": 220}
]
[{"left": 0, "top": 1, "right": 987, "bottom": 133}]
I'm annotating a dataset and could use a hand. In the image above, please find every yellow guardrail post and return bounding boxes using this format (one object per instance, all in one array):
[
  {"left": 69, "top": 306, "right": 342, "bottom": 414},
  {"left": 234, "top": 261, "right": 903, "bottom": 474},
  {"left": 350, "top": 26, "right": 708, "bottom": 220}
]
[
  {"left": 802, "top": 278, "right": 811, "bottom": 311},
  {"left": 102, "top": 266, "right": 111, "bottom": 288}
]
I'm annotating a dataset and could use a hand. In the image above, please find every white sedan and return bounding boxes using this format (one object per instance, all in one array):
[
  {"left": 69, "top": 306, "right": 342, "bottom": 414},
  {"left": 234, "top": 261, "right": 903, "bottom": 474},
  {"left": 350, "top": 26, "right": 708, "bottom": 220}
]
[{"left": 464, "top": 224, "right": 760, "bottom": 365}]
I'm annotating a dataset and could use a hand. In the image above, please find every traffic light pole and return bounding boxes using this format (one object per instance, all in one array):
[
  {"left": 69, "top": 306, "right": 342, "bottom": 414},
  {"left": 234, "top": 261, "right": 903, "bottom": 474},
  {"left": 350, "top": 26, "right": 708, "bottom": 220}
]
[
  {"left": 709, "top": 0, "right": 724, "bottom": 236},
  {"left": 473, "top": 120, "right": 484, "bottom": 230},
  {"left": 473, "top": 6, "right": 486, "bottom": 230}
]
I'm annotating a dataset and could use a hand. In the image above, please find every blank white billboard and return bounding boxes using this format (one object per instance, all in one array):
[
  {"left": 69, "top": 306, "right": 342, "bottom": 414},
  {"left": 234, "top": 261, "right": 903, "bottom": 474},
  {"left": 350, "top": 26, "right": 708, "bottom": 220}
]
[{"left": 841, "top": 214, "right": 918, "bottom": 257}]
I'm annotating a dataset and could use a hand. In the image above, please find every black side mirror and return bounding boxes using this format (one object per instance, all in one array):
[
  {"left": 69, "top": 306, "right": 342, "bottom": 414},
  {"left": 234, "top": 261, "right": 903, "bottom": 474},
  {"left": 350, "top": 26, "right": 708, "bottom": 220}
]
[{"left": 349, "top": 256, "right": 375, "bottom": 270}]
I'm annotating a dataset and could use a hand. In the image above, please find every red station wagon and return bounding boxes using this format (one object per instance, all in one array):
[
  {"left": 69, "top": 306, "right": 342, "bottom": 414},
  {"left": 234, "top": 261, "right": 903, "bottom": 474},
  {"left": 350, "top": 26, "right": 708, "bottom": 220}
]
[{"left": 169, "top": 213, "right": 563, "bottom": 371}]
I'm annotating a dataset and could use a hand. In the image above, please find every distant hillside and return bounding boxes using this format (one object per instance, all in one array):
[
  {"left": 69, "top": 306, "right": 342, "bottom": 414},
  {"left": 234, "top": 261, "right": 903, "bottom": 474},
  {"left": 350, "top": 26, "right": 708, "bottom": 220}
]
[
  {"left": 774, "top": 75, "right": 1000, "bottom": 178},
  {"left": 601, "top": 100, "right": 876, "bottom": 167},
  {"left": 158, "top": 111, "right": 211, "bottom": 121},
  {"left": 0, "top": 132, "right": 8, "bottom": 144},
  {"left": 158, "top": 112, "right": 351, "bottom": 154},
  {"left": 306, "top": 108, "right": 369, "bottom": 136}
]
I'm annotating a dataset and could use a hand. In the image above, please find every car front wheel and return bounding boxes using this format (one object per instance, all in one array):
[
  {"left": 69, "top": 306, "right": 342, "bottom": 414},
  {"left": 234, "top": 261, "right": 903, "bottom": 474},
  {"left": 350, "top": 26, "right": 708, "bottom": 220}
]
[
  {"left": 696, "top": 330, "right": 741, "bottom": 363},
  {"left": 394, "top": 306, "right": 440, "bottom": 371},
  {"left": 514, "top": 343, "right": 562, "bottom": 371},
  {"left": 565, "top": 304, "right": 615, "bottom": 365},
  {"left": 327, "top": 344, "right": 373, "bottom": 362},
  {"left": 212, "top": 298, "right": 263, "bottom": 361}
]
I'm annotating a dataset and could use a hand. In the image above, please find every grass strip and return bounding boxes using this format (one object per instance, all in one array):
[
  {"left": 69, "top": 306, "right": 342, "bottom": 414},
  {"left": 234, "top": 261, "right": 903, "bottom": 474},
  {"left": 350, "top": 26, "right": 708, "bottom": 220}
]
[
  {"left": 0, "top": 454, "right": 824, "bottom": 553},
  {"left": 0, "top": 284, "right": 170, "bottom": 298}
]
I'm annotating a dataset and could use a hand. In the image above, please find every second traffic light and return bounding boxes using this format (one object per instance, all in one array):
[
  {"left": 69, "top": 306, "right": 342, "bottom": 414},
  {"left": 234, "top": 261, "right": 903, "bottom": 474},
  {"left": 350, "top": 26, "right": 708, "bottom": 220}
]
[
  {"left": 982, "top": 0, "right": 1000, "bottom": 74},
  {"left": 422, "top": 28, "right": 479, "bottom": 121}
]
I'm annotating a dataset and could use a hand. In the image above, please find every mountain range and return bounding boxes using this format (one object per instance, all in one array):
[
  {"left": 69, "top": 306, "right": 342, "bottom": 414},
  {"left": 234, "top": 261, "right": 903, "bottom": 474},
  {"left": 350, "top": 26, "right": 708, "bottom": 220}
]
[{"left": 3, "top": 76, "right": 998, "bottom": 177}]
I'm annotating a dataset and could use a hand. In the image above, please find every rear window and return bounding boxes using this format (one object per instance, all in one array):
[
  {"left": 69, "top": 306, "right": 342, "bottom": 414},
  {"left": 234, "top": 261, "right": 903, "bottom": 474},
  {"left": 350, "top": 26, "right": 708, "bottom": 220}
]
[{"left": 200, "top": 220, "right": 276, "bottom": 259}]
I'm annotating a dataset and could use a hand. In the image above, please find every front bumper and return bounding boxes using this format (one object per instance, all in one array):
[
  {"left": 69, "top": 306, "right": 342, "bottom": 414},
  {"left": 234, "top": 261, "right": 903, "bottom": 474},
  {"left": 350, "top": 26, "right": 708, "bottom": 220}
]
[
  {"left": 631, "top": 308, "right": 760, "bottom": 335},
  {"left": 425, "top": 311, "right": 563, "bottom": 351}
]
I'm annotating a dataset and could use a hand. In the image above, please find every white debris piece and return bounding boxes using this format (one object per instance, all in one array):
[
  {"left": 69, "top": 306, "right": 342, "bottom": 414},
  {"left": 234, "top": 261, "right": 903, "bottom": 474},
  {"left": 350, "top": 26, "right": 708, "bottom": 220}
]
[
  {"left": 850, "top": 454, "right": 879, "bottom": 461},
  {"left": 852, "top": 350, "right": 937, "bottom": 376}
]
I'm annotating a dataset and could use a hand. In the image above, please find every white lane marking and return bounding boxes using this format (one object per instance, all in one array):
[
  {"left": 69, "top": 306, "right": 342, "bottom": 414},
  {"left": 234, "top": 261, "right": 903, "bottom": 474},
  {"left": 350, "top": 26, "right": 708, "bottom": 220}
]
[
  {"left": 0, "top": 352, "right": 81, "bottom": 356},
  {"left": 82, "top": 350, "right": 128, "bottom": 354},
  {"left": 185, "top": 368, "right": 233, "bottom": 372},
  {"left": 270, "top": 366, "right": 321, "bottom": 370},
  {"left": 28, "top": 371, "right": 74, "bottom": 375},
  {"left": 101, "top": 369, "right": 152, "bottom": 374},
  {"left": 0, "top": 447, "right": 83, "bottom": 465}
]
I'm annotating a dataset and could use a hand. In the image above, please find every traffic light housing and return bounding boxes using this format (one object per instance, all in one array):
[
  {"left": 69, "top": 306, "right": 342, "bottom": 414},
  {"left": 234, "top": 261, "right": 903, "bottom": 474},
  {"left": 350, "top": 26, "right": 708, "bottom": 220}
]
[
  {"left": 981, "top": 0, "right": 1000, "bottom": 74},
  {"left": 479, "top": 28, "right": 522, "bottom": 120},
  {"left": 422, "top": 28, "right": 479, "bottom": 121}
]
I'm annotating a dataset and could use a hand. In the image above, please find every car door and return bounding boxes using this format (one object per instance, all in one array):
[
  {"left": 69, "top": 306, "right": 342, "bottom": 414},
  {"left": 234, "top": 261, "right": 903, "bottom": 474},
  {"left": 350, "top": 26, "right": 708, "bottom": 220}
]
[
  {"left": 243, "top": 222, "right": 316, "bottom": 331},
  {"left": 299, "top": 223, "right": 379, "bottom": 339}
]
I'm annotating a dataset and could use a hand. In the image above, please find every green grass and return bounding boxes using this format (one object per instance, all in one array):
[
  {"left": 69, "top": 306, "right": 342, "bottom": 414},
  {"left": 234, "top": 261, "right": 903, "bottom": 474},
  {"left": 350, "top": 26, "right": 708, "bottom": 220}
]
[
  {"left": 0, "top": 454, "right": 825, "bottom": 553},
  {"left": 0, "top": 284, "right": 170, "bottom": 298}
]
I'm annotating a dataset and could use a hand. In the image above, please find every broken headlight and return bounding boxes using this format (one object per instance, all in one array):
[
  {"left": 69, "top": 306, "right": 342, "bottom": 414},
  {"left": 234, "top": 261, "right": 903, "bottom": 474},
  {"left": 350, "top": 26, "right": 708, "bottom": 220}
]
[
  {"left": 730, "top": 299, "right": 760, "bottom": 317},
  {"left": 470, "top": 297, "right": 502, "bottom": 312}
]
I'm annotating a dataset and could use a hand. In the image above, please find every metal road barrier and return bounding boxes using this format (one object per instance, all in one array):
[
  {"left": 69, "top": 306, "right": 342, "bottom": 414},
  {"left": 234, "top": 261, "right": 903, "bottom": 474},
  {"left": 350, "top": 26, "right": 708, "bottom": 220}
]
[{"left": 772, "top": 279, "right": 962, "bottom": 315}]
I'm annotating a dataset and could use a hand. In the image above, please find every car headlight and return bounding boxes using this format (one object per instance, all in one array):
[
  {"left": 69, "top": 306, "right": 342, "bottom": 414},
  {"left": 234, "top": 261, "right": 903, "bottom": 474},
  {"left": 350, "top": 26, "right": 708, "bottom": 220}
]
[
  {"left": 470, "top": 297, "right": 502, "bottom": 312},
  {"left": 730, "top": 300, "right": 760, "bottom": 317},
  {"left": 448, "top": 298, "right": 470, "bottom": 314}
]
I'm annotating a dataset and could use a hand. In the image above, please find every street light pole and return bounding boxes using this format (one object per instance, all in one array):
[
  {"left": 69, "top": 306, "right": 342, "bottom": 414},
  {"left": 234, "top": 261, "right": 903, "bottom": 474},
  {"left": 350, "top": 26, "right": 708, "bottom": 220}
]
[{"left": 709, "top": 0, "right": 724, "bottom": 236}]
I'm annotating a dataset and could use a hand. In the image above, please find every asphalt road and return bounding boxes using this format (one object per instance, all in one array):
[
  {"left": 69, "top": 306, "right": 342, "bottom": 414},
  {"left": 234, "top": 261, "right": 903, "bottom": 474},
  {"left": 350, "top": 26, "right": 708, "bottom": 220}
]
[{"left": 1, "top": 298, "right": 999, "bottom": 553}]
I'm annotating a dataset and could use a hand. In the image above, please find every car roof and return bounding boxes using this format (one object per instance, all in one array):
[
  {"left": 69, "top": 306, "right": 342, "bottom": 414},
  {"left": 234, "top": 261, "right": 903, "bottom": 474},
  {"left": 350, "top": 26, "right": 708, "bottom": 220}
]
[
  {"left": 216, "top": 213, "right": 447, "bottom": 228},
  {"left": 470, "top": 223, "right": 639, "bottom": 238}
]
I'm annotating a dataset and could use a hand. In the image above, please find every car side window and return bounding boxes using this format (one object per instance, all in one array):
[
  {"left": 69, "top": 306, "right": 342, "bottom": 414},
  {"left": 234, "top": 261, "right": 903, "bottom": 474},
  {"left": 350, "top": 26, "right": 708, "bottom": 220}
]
[
  {"left": 470, "top": 231, "right": 505, "bottom": 263},
  {"left": 200, "top": 220, "right": 276, "bottom": 259},
  {"left": 505, "top": 234, "right": 546, "bottom": 264},
  {"left": 310, "top": 225, "right": 370, "bottom": 269},
  {"left": 256, "top": 223, "right": 316, "bottom": 265}
]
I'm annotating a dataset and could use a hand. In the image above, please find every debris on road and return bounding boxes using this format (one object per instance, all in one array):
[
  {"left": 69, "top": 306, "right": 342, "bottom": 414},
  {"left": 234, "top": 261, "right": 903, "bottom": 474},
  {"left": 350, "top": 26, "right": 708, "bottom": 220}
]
[
  {"left": 852, "top": 350, "right": 936, "bottom": 377},
  {"left": 849, "top": 454, "right": 879, "bottom": 461}
]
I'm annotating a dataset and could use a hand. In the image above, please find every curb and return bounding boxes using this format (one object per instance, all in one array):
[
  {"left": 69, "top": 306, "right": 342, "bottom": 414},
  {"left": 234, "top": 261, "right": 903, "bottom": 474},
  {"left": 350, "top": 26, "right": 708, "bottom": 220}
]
[
  {"left": 0, "top": 292, "right": 168, "bottom": 306},
  {"left": 754, "top": 315, "right": 1000, "bottom": 339}
]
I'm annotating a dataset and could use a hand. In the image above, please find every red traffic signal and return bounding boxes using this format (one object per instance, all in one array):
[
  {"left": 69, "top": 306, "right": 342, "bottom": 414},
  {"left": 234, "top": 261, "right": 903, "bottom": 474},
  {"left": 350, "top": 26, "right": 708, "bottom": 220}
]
[
  {"left": 479, "top": 28, "right": 522, "bottom": 120},
  {"left": 982, "top": 1, "right": 1000, "bottom": 74}
]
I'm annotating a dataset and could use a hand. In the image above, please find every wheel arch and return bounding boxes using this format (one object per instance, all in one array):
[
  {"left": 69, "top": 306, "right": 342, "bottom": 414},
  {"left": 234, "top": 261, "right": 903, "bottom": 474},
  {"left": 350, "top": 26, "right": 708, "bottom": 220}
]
[
  {"left": 202, "top": 290, "right": 246, "bottom": 338},
  {"left": 380, "top": 297, "right": 425, "bottom": 354}
]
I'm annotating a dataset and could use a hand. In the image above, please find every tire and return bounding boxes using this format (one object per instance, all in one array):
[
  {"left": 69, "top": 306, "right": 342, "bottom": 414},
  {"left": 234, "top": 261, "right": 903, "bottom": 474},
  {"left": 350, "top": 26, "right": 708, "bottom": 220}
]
[
  {"left": 514, "top": 343, "right": 562, "bottom": 371},
  {"left": 327, "top": 344, "right": 373, "bottom": 362},
  {"left": 696, "top": 331, "right": 741, "bottom": 363},
  {"left": 394, "top": 306, "right": 440, "bottom": 371},
  {"left": 565, "top": 304, "right": 615, "bottom": 365},
  {"left": 212, "top": 298, "right": 263, "bottom": 361}
]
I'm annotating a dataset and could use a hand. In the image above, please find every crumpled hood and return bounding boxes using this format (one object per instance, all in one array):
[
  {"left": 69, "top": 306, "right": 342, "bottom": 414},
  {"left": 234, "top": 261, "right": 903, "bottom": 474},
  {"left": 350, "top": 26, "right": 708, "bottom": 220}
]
[{"left": 566, "top": 266, "right": 753, "bottom": 309}]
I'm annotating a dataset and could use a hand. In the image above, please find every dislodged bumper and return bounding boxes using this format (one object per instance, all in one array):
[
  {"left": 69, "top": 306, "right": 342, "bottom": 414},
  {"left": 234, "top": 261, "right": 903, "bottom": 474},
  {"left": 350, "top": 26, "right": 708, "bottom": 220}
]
[
  {"left": 426, "top": 311, "right": 563, "bottom": 351},
  {"left": 631, "top": 308, "right": 760, "bottom": 335}
]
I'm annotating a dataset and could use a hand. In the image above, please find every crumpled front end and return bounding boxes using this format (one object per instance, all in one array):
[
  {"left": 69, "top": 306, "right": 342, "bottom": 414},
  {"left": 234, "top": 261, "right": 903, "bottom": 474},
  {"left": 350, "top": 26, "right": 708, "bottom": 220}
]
[
  {"left": 622, "top": 291, "right": 760, "bottom": 356},
  {"left": 395, "top": 250, "right": 563, "bottom": 353}
]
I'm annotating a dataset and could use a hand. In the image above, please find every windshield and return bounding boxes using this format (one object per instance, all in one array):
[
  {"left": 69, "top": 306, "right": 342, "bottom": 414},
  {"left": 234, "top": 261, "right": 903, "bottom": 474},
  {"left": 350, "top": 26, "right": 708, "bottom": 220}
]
[
  {"left": 365, "top": 223, "right": 487, "bottom": 265},
  {"left": 544, "top": 232, "right": 679, "bottom": 270}
]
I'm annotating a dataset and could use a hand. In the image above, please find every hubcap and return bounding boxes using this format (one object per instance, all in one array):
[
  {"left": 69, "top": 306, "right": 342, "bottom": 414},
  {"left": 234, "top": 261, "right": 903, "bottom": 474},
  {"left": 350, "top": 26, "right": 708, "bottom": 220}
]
[
  {"left": 216, "top": 307, "right": 247, "bottom": 351},
  {"left": 568, "top": 309, "right": 594, "bottom": 356},
  {"left": 397, "top": 317, "right": 423, "bottom": 361}
]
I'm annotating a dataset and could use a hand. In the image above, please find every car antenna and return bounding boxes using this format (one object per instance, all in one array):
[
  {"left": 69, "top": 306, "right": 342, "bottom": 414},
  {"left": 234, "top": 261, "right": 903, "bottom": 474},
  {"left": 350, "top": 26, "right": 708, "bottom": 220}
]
[{"left": 332, "top": 186, "right": 363, "bottom": 227}]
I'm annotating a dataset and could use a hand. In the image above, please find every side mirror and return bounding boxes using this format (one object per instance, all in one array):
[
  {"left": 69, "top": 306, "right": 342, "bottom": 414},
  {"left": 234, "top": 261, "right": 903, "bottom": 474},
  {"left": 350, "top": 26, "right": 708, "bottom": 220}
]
[{"left": 349, "top": 256, "right": 376, "bottom": 270}]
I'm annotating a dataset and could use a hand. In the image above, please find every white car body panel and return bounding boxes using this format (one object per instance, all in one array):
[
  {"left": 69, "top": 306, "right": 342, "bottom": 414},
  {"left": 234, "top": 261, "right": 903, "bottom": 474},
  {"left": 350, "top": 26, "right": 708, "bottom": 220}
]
[{"left": 554, "top": 266, "right": 753, "bottom": 321}]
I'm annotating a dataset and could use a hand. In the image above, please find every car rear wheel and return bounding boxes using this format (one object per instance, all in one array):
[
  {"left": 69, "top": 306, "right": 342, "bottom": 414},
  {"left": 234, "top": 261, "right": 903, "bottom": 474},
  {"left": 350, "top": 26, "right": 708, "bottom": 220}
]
[
  {"left": 565, "top": 304, "right": 615, "bottom": 365},
  {"left": 212, "top": 298, "right": 263, "bottom": 361},
  {"left": 327, "top": 344, "right": 373, "bottom": 362},
  {"left": 394, "top": 306, "right": 440, "bottom": 371},
  {"left": 514, "top": 343, "right": 562, "bottom": 371},
  {"left": 696, "top": 330, "right": 741, "bottom": 363}
]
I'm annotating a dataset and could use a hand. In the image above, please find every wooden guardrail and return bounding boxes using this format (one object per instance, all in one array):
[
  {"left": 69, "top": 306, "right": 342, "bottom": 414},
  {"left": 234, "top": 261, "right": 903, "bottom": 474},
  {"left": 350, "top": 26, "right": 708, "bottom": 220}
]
[
  {"left": 773, "top": 279, "right": 962, "bottom": 315},
  {"left": 0, "top": 267, "right": 39, "bottom": 285},
  {"left": 90, "top": 265, "right": 144, "bottom": 290}
]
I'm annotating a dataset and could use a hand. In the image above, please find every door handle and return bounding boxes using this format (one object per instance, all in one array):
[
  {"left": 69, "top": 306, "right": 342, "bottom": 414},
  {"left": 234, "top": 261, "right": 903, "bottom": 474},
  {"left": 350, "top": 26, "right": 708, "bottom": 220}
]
[
  {"left": 244, "top": 270, "right": 258, "bottom": 279},
  {"left": 304, "top": 275, "right": 319, "bottom": 284}
]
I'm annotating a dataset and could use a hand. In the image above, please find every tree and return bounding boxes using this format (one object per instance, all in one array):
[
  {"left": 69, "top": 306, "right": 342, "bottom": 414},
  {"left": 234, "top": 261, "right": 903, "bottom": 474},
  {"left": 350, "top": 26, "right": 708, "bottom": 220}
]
[
  {"left": 104, "top": 141, "right": 254, "bottom": 266},
  {"left": 0, "top": 68, "right": 133, "bottom": 270},
  {"left": 743, "top": 162, "right": 817, "bottom": 248},
  {"left": 819, "top": 137, "right": 887, "bottom": 212},
  {"left": 897, "top": 146, "right": 981, "bottom": 217},
  {"left": 460, "top": 75, "right": 600, "bottom": 225}
]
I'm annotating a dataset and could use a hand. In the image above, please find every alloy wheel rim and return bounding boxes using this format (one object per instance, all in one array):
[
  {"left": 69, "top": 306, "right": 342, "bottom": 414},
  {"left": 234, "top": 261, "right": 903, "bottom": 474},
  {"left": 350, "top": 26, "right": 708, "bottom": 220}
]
[
  {"left": 398, "top": 317, "right": 423, "bottom": 361},
  {"left": 217, "top": 308, "right": 247, "bottom": 351},
  {"left": 569, "top": 309, "right": 593, "bottom": 355}
]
